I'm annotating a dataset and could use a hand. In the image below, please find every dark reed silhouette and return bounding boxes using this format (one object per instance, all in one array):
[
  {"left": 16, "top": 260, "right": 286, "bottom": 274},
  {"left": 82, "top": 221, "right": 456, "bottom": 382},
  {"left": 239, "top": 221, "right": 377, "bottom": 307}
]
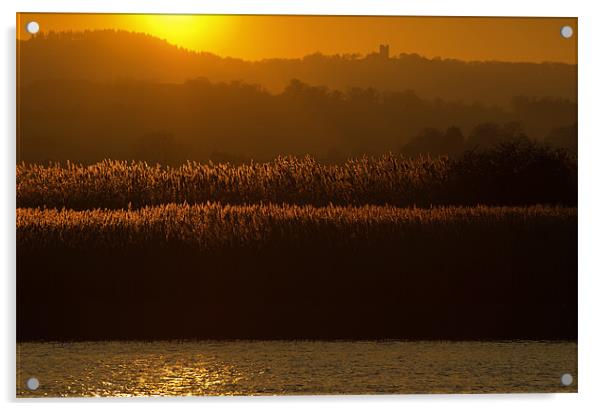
[{"left": 17, "top": 205, "right": 576, "bottom": 341}]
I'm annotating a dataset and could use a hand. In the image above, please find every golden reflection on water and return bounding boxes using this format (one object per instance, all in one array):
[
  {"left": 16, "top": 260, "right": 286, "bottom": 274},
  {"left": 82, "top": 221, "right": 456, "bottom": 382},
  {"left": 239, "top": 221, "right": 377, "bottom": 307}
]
[
  {"left": 17, "top": 341, "right": 577, "bottom": 397},
  {"left": 107, "top": 361, "right": 244, "bottom": 397},
  {"left": 18, "top": 345, "right": 250, "bottom": 397}
]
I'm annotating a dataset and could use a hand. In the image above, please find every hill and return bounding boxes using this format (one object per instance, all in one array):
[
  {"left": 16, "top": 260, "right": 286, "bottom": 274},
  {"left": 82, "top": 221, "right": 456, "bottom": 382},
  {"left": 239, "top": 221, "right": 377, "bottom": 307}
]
[{"left": 18, "top": 30, "right": 577, "bottom": 107}]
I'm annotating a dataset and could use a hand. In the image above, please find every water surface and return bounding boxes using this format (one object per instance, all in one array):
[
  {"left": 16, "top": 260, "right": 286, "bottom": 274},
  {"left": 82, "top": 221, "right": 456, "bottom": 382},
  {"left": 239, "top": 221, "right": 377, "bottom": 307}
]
[{"left": 17, "top": 340, "right": 577, "bottom": 397}]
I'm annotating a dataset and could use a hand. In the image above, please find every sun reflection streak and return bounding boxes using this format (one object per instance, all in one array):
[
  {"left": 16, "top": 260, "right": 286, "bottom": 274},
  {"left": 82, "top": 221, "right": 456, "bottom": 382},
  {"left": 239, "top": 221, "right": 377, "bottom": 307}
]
[
  {"left": 17, "top": 341, "right": 578, "bottom": 396},
  {"left": 89, "top": 357, "right": 245, "bottom": 397}
]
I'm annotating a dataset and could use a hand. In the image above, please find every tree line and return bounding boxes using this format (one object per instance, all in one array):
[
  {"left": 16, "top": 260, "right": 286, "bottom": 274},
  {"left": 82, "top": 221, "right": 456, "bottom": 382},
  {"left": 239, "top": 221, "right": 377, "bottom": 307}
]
[{"left": 18, "top": 77, "right": 576, "bottom": 164}]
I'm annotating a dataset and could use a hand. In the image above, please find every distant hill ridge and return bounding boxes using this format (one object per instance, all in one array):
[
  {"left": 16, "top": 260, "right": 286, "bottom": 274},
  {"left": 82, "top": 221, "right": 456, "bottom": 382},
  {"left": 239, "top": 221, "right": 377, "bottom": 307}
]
[{"left": 18, "top": 29, "right": 576, "bottom": 106}]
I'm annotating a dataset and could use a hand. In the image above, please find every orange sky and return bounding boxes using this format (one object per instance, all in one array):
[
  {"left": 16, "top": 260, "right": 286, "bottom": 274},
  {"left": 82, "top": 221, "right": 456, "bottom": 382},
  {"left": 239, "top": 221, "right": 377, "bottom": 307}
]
[{"left": 17, "top": 13, "right": 577, "bottom": 64}]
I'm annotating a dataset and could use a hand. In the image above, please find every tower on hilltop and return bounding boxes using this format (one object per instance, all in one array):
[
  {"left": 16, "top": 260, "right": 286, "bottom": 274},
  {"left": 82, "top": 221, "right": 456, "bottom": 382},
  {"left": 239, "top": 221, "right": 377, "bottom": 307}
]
[{"left": 379, "top": 44, "right": 390, "bottom": 59}]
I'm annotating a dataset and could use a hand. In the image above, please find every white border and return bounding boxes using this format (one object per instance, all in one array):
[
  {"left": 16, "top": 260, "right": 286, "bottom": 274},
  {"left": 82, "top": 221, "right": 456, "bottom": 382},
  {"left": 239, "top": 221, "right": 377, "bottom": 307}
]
[{"left": 3, "top": 1, "right": 602, "bottom": 410}]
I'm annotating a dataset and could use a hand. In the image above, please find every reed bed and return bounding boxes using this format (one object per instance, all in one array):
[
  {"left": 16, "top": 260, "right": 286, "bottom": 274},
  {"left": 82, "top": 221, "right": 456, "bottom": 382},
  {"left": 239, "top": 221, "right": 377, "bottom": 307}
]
[
  {"left": 17, "top": 146, "right": 577, "bottom": 209},
  {"left": 18, "top": 203, "right": 577, "bottom": 340},
  {"left": 16, "top": 155, "right": 448, "bottom": 209},
  {"left": 16, "top": 143, "right": 577, "bottom": 340},
  {"left": 17, "top": 203, "right": 576, "bottom": 251}
]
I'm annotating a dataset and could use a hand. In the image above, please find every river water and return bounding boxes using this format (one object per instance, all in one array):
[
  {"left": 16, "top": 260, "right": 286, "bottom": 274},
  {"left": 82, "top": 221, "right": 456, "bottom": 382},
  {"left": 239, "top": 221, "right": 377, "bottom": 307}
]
[{"left": 17, "top": 340, "right": 577, "bottom": 397}]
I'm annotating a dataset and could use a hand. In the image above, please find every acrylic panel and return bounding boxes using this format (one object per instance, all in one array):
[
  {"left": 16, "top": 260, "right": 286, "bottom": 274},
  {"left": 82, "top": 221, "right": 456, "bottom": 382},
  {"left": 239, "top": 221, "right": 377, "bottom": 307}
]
[{"left": 16, "top": 13, "right": 577, "bottom": 397}]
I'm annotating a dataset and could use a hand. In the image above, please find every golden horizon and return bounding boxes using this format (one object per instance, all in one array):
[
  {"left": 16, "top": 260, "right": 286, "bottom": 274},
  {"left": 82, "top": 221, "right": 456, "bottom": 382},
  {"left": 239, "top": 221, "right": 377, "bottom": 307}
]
[{"left": 17, "top": 13, "right": 577, "bottom": 64}]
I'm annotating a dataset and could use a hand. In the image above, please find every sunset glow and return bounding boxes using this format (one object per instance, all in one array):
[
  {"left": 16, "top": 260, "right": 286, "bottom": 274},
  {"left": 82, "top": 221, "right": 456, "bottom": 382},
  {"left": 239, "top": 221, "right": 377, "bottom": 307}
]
[
  {"left": 133, "top": 15, "right": 232, "bottom": 51},
  {"left": 17, "top": 13, "right": 577, "bottom": 63}
]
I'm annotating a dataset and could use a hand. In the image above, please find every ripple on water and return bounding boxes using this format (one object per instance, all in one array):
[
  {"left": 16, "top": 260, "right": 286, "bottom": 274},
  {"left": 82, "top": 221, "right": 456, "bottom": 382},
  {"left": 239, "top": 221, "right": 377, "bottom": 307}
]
[{"left": 16, "top": 340, "right": 577, "bottom": 397}]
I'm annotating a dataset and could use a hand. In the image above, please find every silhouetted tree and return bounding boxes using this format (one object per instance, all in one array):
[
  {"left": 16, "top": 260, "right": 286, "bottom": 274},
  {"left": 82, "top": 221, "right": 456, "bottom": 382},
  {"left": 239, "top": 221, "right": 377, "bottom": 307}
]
[
  {"left": 451, "top": 137, "right": 577, "bottom": 205},
  {"left": 546, "top": 123, "right": 577, "bottom": 154},
  {"left": 401, "top": 126, "right": 464, "bottom": 158},
  {"left": 466, "top": 122, "right": 525, "bottom": 150}
]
